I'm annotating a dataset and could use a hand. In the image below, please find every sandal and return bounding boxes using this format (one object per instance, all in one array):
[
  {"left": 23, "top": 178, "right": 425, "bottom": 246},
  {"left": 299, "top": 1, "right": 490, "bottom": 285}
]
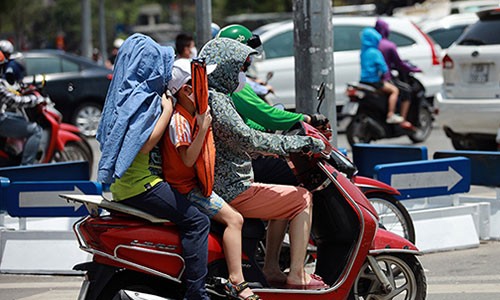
[
  {"left": 284, "top": 274, "right": 328, "bottom": 290},
  {"left": 225, "top": 280, "right": 261, "bottom": 300}
]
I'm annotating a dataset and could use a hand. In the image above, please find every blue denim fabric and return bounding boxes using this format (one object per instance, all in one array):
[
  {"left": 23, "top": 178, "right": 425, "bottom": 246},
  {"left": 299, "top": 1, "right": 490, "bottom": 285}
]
[
  {"left": 0, "top": 112, "right": 42, "bottom": 165},
  {"left": 121, "top": 182, "right": 210, "bottom": 300},
  {"left": 97, "top": 33, "right": 175, "bottom": 184}
]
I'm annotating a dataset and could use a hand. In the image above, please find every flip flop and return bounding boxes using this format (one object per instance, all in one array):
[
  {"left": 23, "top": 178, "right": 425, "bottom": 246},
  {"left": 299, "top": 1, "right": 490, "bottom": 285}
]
[{"left": 284, "top": 274, "right": 328, "bottom": 290}]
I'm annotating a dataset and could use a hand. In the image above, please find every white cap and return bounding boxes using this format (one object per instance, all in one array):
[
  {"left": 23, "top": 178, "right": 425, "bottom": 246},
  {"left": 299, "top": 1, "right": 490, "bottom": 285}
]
[
  {"left": 168, "top": 58, "right": 217, "bottom": 95},
  {"left": 113, "top": 38, "right": 124, "bottom": 48}
]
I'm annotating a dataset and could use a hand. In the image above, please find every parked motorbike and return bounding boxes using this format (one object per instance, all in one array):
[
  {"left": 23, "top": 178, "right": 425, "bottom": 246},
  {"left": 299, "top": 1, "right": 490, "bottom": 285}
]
[
  {"left": 0, "top": 78, "right": 94, "bottom": 173},
  {"left": 344, "top": 72, "right": 434, "bottom": 147},
  {"left": 61, "top": 85, "right": 426, "bottom": 300}
]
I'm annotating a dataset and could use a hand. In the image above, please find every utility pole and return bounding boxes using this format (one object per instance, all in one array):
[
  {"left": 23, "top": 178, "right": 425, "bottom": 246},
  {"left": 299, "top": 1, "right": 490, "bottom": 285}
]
[
  {"left": 293, "top": 0, "right": 337, "bottom": 146},
  {"left": 81, "top": 0, "right": 92, "bottom": 58},
  {"left": 99, "top": 0, "right": 108, "bottom": 64},
  {"left": 195, "top": 0, "right": 212, "bottom": 49}
]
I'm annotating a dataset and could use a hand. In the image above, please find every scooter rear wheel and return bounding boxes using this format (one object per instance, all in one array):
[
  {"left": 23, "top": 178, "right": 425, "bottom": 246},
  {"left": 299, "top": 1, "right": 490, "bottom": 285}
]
[
  {"left": 367, "top": 193, "right": 416, "bottom": 244},
  {"left": 346, "top": 117, "right": 374, "bottom": 147}
]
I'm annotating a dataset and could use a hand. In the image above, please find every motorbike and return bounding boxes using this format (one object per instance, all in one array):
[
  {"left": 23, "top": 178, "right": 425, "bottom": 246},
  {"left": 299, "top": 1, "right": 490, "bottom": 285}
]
[
  {"left": 343, "top": 71, "right": 434, "bottom": 147},
  {"left": 61, "top": 85, "right": 426, "bottom": 300},
  {"left": 0, "top": 78, "right": 94, "bottom": 173}
]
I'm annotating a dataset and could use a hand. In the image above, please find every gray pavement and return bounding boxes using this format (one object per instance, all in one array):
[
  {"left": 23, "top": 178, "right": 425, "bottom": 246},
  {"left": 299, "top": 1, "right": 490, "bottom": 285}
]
[{"left": 1, "top": 241, "right": 499, "bottom": 299}]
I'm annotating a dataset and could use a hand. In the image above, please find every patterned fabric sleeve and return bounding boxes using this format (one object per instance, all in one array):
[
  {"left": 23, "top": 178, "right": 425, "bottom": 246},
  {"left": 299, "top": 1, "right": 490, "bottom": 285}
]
[
  {"left": 210, "top": 92, "right": 324, "bottom": 156},
  {"left": 0, "top": 84, "right": 41, "bottom": 109}
]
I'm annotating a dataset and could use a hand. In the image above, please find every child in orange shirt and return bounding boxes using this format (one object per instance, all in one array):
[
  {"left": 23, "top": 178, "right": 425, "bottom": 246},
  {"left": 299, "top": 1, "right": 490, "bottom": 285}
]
[{"left": 162, "top": 59, "right": 259, "bottom": 300}]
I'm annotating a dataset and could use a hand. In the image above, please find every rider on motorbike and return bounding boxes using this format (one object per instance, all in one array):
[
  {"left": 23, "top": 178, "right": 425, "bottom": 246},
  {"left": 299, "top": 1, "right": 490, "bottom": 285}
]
[
  {"left": 217, "top": 24, "right": 329, "bottom": 182},
  {"left": 199, "top": 37, "right": 327, "bottom": 289},
  {"left": 375, "top": 19, "right": 422, "bottom": 122},
  {"left": 96, "top": 34, "right": 211, "bottom": 300},
  {"left": 360, "top": 27, "right": 404, "bottom": 125},
  {"left": 0, "top": 40, "right": 26, "bottom": 86},
  {"left": 0, "top": 50, "right": 44, "bottom": 165}
]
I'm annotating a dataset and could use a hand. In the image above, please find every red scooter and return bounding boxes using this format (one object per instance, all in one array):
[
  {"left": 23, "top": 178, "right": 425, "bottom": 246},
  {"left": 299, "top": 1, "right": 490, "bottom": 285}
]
[
  {"left": 0, "top": 80, "right": 93, "bottom": 172},
  {"left": 61, "top": 108, "right": 426, "bottom": 300}
]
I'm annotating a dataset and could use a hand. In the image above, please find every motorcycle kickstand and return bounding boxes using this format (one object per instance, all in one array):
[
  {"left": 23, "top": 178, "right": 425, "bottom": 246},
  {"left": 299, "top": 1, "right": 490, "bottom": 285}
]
[{"left": 367, "top": 256, "right": 393, "bottom": 293}]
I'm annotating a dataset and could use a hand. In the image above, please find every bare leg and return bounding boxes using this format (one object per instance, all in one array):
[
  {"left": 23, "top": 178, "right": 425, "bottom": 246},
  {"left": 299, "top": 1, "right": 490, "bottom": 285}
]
[
  {"left": 286, "top": 197, "right": 313, "bottom": 285},
  {"left": 262, "top": 219, "right": 288, "bottom": 283},
  {"left": 212, "top": 203, "right": 254, "bottom": 298},
  {"left": 382, "top": 82, "right": 399, "bottom": 118},
  {"left": 400, "top": 99, "right": 410, "bottom": 120}
]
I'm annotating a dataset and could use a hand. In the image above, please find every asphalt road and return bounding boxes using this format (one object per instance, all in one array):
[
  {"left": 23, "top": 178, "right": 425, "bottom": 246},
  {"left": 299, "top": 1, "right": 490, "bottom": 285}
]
[
  {"left": 1, "top": 125, "right": 498, "bottom": 299},
  {"left": 1, "top": 241, "right": 499, "bottom": 299}
]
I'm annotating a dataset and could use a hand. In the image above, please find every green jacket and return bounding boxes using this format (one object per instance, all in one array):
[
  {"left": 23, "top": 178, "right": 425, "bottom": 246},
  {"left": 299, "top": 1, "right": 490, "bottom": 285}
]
[{"left": 231, "top": 83, "right": 304, "bottom": 132}]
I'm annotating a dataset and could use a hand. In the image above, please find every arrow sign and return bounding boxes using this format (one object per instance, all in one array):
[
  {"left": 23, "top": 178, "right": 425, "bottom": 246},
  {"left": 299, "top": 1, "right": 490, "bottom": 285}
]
[
  {"left": 375, "top": 157, "right": 471, "bottom": 199},
  {"left": 391, "top": 166, "right": 463, "bottom": 191},
  {"left": 4, "top": 180, "right": 102, "bottom": 217},
  {"left": 19, "top": 186, "right": 84, "bottom": 211}
]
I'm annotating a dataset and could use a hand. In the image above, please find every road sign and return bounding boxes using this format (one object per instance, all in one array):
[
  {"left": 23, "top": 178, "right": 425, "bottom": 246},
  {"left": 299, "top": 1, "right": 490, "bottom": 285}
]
[
  {"left": 374, "top": 157, "right": 471, "bottom": 199},
  {"left": 352, "top": 144, "right": 428, "bottom": 178},
  {"left": 2, "top": 181, "right": 102, "bottom": 217}
]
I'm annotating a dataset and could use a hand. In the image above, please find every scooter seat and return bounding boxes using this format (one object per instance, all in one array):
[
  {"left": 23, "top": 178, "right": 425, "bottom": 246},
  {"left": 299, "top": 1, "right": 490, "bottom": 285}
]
[{"left": 59, "top": 194, "right": 171, "bottom": 223}]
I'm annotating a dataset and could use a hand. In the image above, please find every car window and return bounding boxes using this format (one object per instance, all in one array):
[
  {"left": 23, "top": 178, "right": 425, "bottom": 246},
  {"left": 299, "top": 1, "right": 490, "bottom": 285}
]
[
  {"left": 427, "top": 25, "right": 468, "bottom": 49},
  {"left": 389, "top": 32, "right": 415, "bottom": 47},
  {"left": 457, "top": 19, "right": 500, "bottom": 45},
  {"left": 25, "top": 57, "right": 61, "bottom": 75},
  {"left": 24, "top": 56, "right": 80, "bottom": 75},
  {"left": 334, "top": 26, "right": 363, "bottom": 51},
  {"left": 263, "top": 30, "right": 294, "bottom": 59},
  {"left": 62, "top": 59, "right": 80, "bottom": 72},
  {"left": 263, "top": 23, "right": 417, "bottom": 58}
]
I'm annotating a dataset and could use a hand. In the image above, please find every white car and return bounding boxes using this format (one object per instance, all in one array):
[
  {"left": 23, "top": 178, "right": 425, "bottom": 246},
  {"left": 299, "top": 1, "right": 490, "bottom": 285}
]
[
  {"left": 250, "top": 16, "right": 443, "bottom": 111},
  {"left": 436, "top": 8, "right": 500, "bottom": 150},
  {"left": 419, "top": 13, "right": 478, "bottom": 51}
]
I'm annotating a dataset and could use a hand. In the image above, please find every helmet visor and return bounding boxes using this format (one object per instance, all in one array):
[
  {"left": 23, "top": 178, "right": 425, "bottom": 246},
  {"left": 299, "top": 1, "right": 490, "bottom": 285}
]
[{"left": 247, "top": 35, "right": 262, "bottom": 50}]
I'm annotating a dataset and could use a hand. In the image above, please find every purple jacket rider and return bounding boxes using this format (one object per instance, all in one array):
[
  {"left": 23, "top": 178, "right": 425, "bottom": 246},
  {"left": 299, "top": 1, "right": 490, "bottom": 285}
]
[{"left": 374, "top": 19, "right": 421, "bottom": 76}]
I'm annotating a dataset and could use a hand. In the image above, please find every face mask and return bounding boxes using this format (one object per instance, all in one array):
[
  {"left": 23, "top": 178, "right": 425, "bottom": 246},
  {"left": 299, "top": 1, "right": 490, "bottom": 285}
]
[
  {"left": 234, "top": 71, "right": 246, "bottom": 93},
  {"left": 189, "top": 47, "right": 198, "bottom": 58}
]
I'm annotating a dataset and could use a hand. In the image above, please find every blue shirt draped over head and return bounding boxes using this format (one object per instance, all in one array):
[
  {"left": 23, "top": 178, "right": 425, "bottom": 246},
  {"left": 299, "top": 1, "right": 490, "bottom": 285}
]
[{"left": 96, "top": 33, "right": 175, "bottom": 184}]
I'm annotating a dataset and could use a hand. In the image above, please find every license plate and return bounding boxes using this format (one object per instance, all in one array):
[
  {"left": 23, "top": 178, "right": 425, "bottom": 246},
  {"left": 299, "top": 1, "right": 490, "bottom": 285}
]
[
  {"left": 469, "top": 63, "right": 489, "bottom": 83},
  {"left": 341, "top": 102, "right": 359, "bottom": 116}
]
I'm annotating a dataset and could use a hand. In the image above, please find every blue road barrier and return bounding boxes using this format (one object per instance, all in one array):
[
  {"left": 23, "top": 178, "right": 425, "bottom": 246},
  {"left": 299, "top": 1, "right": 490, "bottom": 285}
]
[
  {"left": 0, "top": 162, "right": 97, "bottom": 217},
  {"left": 374, "top": 157, "right": 471, "bottom": 199},
  {"left": 434, "top": 151, "right": 500, "bottom": 187},
  {"left": 352, "top": 144, "right": 428, "bottom": 178}
]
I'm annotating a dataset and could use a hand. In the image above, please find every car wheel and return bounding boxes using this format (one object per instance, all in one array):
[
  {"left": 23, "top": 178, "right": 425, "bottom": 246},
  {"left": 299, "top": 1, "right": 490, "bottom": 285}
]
[{"left": 72, "top": 102, "right": 102, "bottom": 137}]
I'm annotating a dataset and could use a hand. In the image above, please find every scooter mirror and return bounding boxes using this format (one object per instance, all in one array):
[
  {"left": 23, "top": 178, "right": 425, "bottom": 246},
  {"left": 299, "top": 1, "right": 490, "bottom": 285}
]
[{"left": 316, "top": 82, "right": 326, "bottom": 113}]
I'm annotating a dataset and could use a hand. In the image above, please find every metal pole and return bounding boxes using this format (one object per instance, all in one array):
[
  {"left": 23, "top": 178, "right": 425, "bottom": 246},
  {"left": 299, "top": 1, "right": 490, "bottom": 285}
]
[
  {"left": 293, "top": 0, "right": 337, "bottom": 146},
  {"left": 81, "top": 0, "right": 92, "bottom": 58},
  {"left": 195, "top": 0, "right": 212, "bottom": 49},
  {"left": 99, "top": 0, "right": 108, "bottom": 64}
]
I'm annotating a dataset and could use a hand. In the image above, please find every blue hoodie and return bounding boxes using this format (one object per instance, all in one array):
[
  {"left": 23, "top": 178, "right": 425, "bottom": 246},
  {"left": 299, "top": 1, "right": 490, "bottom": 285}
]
[
  {"left": 96, "top": 33, "right": 175, "bottom": 184},
  {"left": 360, "top": 27, "right": 389, "bottom": 83}
]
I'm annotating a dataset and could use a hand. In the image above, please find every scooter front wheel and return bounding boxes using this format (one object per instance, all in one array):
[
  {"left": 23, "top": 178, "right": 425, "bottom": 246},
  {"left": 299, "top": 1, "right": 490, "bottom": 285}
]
[
  {"left": 351, "top": 254, "right": 427, "bottom": 300},
  {"left": 54, "top": 140, "right": 94, "bottom": 175}
]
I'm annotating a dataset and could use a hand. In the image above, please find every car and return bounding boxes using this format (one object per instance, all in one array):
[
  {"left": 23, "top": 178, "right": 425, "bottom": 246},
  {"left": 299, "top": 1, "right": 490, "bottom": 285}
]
[
  {"left": 419, "top": 13, "right": 478, "bottom": 51},
  {"left": 249, "top": 16, "right": 442, "bottom": 111},
  {"left": 435, "top": 8, "right": 500, "bottom": 150},
  {"left": 20, "top": 49, "right": 112, "bottom": 137}
]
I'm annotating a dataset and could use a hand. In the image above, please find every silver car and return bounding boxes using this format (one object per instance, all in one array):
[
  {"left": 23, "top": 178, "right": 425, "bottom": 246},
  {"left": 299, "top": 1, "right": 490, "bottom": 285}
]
[
  {"left": 436, "top": 8, "right": 500, "bottom": 150},
  {"left": 249, "top": 16, "right": 443, "bottom": 110}
]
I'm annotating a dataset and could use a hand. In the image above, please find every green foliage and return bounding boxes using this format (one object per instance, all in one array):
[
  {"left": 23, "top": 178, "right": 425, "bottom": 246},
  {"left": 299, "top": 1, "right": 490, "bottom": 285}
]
[{"left": 0, "top": 0, "right": 299, "bottom": 53}]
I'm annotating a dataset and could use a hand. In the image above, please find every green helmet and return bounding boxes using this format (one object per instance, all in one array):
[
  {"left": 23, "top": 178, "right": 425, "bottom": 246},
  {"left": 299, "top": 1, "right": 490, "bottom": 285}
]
[{"left": 217, "top": 24, "right": 253, "bottom": 44}]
